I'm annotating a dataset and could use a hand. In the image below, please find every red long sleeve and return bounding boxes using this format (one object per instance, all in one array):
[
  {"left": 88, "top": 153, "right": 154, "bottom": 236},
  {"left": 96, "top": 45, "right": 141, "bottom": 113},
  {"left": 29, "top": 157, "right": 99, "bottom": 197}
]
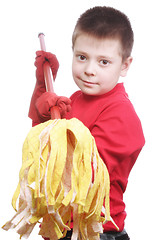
[{"left": 66, "top": 83, "right": 145, "bottom": 231}]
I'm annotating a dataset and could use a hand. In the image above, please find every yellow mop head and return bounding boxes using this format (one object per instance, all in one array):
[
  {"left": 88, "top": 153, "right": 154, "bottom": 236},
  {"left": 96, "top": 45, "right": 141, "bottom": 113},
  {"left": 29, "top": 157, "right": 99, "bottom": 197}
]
[{"left": 2, "top": 118, "right": 112, "bottom": 240}]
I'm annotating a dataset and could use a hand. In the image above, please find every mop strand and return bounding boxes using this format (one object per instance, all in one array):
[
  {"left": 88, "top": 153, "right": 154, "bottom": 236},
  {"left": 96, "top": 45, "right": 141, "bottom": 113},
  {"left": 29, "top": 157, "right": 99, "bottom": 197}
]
[{"left": 2, "top": 118, "right": 116, "bottom": 240}]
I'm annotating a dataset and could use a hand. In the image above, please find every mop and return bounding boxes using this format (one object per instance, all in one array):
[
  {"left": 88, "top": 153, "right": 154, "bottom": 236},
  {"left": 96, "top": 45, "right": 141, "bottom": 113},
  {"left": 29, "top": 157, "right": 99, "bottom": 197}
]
[{"left": 2, "top": 34, "right": 115, "bottom": 240}]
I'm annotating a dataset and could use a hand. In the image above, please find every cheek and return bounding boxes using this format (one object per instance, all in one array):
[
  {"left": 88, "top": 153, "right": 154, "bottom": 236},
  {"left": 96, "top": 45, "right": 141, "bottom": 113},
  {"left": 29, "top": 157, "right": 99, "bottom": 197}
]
[
  {"left": 72, "top": 59, "right": 77, "bottom": 73},
  {"left": 99, "top": 68, "right": 118, "bottom": 87},
  {"left": 105, "top": 66, "right": 120, "bottom": 80},
  {"left": 72, "top": 62, "right": 82, "bottom": 77},
  {"left": 99, "top": 70, "right": 112, "bottom": 83}
]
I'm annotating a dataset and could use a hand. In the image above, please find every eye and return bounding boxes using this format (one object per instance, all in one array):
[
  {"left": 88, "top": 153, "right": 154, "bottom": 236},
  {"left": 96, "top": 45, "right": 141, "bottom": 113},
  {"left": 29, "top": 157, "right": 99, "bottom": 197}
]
[
  {"left": 78, "top": 55, "right": 87, "bottom": 61},
  {"left": 100, "top": 59, "right": 109, "bottom": 66}
]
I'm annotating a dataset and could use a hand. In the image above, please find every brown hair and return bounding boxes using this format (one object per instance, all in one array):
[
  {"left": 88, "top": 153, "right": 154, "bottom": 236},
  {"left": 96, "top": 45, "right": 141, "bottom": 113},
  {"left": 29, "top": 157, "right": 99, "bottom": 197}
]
[{"left": 72, "top": 6, "right": 134, "bottom": 61}]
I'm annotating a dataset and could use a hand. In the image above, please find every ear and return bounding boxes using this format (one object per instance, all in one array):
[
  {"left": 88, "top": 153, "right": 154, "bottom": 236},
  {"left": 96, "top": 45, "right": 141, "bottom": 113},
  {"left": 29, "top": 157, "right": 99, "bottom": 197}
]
[{"left": 120, "top": 56, "right": 133, "bottom": 77}]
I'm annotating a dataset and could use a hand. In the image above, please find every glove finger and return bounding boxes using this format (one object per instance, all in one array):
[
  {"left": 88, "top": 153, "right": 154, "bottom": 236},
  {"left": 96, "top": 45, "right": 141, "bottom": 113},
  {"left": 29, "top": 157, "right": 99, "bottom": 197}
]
[
  {"left": 35, "top": 51, "right": 59, "bottom": 80},
  {"left": 36, "top": 92, "right": 58, "bottom": 119},
  {"left": 66, "top": 105, "right": 71, "bottom": 112},
  {"left": 57, "top": 97, "right": 71, "bottom": 105},
  {"left": 42, "top": 52, "right": 59, "bottom": 80},
  {"left": 34, "top": 51, "right": 46, "bottom": 84},
  {"left": 35, "top": 51, "right": 46, "bottom": 67},
  {"left": 57, "top": 97, "right": 71, "bottom": 117},
  {"left": 36, "top": 50, "right": 44, "bottom": 57}
]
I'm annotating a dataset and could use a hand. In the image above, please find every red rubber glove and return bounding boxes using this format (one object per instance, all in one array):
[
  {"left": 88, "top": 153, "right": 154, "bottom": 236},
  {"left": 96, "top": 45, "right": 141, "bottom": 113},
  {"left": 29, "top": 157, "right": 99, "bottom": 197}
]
[
  {"left": 35, "top": 92, "right": 71, "bottom": 122},
  {"left": 28, "top": 51, "right": 59, "bottom": 126},
  {"left": 35, "top": 51, "right": 59, "bottom": 84}
]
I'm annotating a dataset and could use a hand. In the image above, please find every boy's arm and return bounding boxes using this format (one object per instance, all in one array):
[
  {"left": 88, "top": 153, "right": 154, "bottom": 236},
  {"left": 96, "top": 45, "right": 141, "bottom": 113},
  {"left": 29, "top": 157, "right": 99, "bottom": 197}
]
[
  {"left": 91, "top": 100, "right": 145, "bottom": 232},
  {"left": 28, "top": 51, "right": 71, "bottom": 126},
  {"left": 91, "top": 101, "right": 145, "bottom": 174},
  {"left": 34, "top": 92, "right": 71, "bottom": 124},
  {"left": 28, "top": 51, "right": 59, "bottom": 126}
]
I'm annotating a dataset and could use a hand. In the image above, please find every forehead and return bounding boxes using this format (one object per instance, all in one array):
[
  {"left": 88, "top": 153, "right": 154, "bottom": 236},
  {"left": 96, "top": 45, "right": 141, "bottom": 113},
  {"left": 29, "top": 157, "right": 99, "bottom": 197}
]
[{"left": 73, "top": 34, "right": 122, "bottom": 58}]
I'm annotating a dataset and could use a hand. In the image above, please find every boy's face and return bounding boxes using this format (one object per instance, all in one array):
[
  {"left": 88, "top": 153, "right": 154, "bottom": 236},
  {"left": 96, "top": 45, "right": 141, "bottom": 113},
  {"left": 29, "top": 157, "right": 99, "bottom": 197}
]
[{"left": 72, "top": 34, "right": 132, "bottom": 95}]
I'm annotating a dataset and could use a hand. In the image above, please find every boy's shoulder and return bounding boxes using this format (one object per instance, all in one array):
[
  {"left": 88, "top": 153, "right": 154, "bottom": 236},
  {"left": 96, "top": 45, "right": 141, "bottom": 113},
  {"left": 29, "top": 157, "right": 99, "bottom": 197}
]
[
  {"left": 69, "top": 83, "right": 139, "bottom": 123},
  {"left": 69, "top": 83, "right": 131, "bottom": 109},
  {"left": 68, "top": 84, "right": 144, "bottom": 144}
]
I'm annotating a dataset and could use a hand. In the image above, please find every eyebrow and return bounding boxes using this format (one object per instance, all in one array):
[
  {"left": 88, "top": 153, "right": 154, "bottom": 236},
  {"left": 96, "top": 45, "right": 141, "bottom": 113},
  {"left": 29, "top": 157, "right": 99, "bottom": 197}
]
[
  {"left": 99, "top": 55, "right": 113, "bottom": 60},
  {"left": 74, "top": 50, "right": 88, "bottom": 56}
]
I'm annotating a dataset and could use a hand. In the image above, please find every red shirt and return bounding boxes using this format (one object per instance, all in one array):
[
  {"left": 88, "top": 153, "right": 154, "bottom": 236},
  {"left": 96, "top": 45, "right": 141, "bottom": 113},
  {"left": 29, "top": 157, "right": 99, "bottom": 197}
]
[{"left": 66, "top": 83, "right": 145, "bottom": 231}]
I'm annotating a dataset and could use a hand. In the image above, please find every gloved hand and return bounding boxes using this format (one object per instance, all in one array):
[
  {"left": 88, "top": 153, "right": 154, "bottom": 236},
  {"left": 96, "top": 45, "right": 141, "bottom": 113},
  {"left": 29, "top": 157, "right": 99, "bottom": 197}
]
[
  {"left": 28, "top": 51, "right": 59, "bottom": 126},
  {"left": 35, "top": 51, "right": 59, "bottom": 85},
  {"left": 35, "top": 92, "right": 71, "bottom": 121}
]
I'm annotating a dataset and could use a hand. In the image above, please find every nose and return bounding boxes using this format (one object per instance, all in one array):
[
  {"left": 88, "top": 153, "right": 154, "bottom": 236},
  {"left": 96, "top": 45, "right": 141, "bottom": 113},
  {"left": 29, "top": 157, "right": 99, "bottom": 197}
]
[{"left": 84, "top": 61, "right": 96, "bottom": 76}]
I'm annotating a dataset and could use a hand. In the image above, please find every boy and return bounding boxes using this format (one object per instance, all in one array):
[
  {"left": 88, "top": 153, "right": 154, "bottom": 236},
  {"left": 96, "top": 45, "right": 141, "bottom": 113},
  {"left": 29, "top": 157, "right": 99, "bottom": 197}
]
[{"left": 29, "top": 6, "right": 145, "bottom": 240}]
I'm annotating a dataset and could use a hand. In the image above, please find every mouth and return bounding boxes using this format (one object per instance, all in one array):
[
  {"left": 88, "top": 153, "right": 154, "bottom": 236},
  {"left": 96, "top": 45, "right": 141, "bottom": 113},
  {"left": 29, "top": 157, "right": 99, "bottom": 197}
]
[{"left": 81, "top": 79, "right": 97, "bottom": 85}]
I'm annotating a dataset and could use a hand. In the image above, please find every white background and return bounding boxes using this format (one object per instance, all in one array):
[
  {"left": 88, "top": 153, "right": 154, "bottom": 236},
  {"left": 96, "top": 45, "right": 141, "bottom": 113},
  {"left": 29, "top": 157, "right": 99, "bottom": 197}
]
[{"left": 0, "top": 0, "right": 160, "bottom": 239}]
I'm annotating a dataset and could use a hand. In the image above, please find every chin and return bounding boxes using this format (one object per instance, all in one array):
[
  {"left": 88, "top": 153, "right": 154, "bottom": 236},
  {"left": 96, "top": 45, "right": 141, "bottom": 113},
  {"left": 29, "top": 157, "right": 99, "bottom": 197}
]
[
  {"left": 81, "top": 90, "right": 100, "bottom": 96},
  {"left": 81, "top": 89, "right": 96, "bottom": 95}
]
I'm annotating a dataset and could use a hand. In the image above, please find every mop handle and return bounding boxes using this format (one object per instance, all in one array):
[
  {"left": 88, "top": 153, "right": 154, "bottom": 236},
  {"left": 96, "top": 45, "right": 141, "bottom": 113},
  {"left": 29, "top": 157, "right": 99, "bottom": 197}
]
[{"left": 38, "top": 33, "right": 61, "bottom": 119}]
